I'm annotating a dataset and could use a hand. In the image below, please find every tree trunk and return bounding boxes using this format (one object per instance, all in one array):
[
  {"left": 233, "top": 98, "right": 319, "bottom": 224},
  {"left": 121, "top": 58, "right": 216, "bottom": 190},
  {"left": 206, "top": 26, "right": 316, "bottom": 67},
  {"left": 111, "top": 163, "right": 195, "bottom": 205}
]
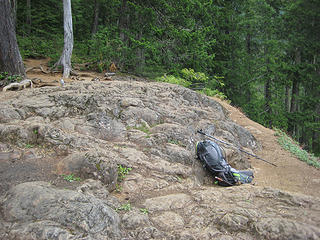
[
  {"left": 119, "top": 0, "right": 128, "bottom": 42},
  {"left": 26, "top": 0, "right": 31, "bottom": 35},
  {"left": 264, "top": 77, "right": 272, "bottom": 127},
  {"left": 284, "top": 85, "right": 290, "bottom": 112},
  {"left": 246, "top": 33, "right": 251, "bottom": 54},
  {"left": 245, "top": 32, "right": 252, "bottom": 103},
  {"left": 136, "top": 28, "right": 145, "bottom": 71},
  {"left": 55, "top": 0, "right": 73, "bottom": 79},
  {"left": 288, "top": 49, "right": 301, "bottom": 135},
  {"left": 264, "top": 46, "right": 272, "bottom": 128},
  {"left": 91, "top": 0, "right": 100, "bottom": 35},
  {"left": 312, "top": 103, "right": 320, "bottom": 154},
  {"left": 290, "top": 80, "right": 299, "bottom": 113},
  {"left": 10, "top": 0, "right": 17, "bottom": 29},
  {"left": 312, "top": 61, "right": 320, "bottom": 154},
  {"left": 0, "top": 0, "right": 25, "bottom": 76}
]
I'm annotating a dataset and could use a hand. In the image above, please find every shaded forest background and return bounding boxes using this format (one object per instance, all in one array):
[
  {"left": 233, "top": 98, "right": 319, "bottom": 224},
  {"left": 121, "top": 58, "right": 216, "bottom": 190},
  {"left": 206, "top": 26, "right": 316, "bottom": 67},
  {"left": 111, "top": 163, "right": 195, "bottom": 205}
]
[{"left": 10, "top": 0, "right": 320, "bottom": 155}]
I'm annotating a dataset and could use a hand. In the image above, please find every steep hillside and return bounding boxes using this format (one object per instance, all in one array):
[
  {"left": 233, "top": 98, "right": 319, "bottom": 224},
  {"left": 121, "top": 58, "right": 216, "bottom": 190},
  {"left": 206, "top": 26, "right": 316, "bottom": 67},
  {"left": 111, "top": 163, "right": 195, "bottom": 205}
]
[
  {"left": 214, "top": 98, "right": 320, "bottom": 197},
  {"left": 0, "top": 63, "right": 319, "bottom": 239}
]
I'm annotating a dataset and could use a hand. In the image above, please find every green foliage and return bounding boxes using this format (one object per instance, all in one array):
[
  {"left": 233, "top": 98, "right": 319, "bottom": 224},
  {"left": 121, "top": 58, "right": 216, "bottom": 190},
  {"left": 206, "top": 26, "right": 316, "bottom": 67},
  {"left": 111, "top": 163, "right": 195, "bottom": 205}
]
[
  {"left": 85, "top": 27, "right": 125, "bottom": 72},
  {"left": 127, "top": 123, "right": 151, "bottom": 136},
  {"left": 168, "top": 139, "right": 180, "bottom": 145},
  {"left": 156, "top": 74, "right": 191, "bottom": 88},
  {"left": 116, "top": 203, "right": 132, "bottom": 212},
  {"left": 274, "top": 128, "right": 320, "bottom": 168},
  {"left": 61, "top": 173, "right": 82, "bottom": 182},
  {"left": 17, "top": 36, "right": 63, "bottom": 59},
  {"left": 156, "top": 68, "right": 228, "bottom": 100},
  {"left": 0, "top": 72, "right": 8, "bottom": 80},
  {"left": 117, "top": 165, "right": 132, "bottom": 182},
  {"left": 7, "top": 75, "right": 23, "bottom": 83},
  {"left": 0, "top": 72, "right": 23, "bottom": 88},
  {"left": 140, "top": 208, "right": 149, "bottom": 214},
  {"left": 134, "top": 124, "right": 151, "bottom": 135},
  {"left": 197, "top": 88, "right": 228, "bottom": 100},
  {"left": 25, "top": 144, "right": 34, "bottom": 149},
  {"left": 115, "top": 184, "right": 123, "bottom": 193},
  {"left": 181, "top": 68, "right": 208, "bottom": 84},
  {"left": 168, "top": 139, "right": 186, "bottom": 147},
  {"left": 0, "top": 72, "right": 23, "bottom": 83}
]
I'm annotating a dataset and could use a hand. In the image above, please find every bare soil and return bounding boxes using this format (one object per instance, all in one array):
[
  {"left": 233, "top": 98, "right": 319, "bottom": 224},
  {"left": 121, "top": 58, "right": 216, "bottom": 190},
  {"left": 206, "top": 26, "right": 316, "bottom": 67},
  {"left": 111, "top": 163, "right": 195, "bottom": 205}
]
[
  {"left": 1, "top": 58, "right": 319, "bottom": 198},
  {"left": 214, "top": 97, "right": 320, "bottom": 197}
]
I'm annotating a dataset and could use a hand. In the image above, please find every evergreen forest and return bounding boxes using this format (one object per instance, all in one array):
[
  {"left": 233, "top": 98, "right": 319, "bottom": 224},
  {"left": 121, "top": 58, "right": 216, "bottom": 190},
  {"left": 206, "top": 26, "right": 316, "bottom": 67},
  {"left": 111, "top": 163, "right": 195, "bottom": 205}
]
[{"left": 4, "top": 0, "right": 320, "bottom": 155}]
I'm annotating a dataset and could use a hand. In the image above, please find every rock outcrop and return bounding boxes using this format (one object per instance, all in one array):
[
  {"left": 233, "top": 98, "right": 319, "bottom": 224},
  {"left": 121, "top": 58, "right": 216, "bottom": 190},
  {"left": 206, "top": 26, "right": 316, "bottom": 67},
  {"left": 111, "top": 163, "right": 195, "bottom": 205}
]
[{"left": 0, "top": 78, "right": 319, "bottom": 239}]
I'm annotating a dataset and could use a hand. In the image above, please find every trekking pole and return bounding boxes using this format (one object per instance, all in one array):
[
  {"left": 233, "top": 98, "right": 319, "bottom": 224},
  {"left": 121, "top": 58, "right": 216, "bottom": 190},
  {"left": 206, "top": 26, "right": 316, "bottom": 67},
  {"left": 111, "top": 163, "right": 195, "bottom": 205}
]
[{"left": 197, "top": 129, "right": 277, "bottom": 167}]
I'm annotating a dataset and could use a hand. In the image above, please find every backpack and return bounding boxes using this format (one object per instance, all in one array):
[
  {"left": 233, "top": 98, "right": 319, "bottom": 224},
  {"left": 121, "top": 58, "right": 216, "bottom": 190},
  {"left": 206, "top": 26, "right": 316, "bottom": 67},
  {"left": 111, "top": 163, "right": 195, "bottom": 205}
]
[{"left": 196, "top": 140, "right": 254, "bottom": 186}]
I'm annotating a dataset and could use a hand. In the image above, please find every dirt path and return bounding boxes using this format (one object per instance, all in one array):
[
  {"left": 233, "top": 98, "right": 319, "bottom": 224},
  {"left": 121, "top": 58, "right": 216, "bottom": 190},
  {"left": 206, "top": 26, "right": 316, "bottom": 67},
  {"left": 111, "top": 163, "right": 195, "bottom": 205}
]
[{"left": 214, "top": 98, "right": 320, "bottom": 198}]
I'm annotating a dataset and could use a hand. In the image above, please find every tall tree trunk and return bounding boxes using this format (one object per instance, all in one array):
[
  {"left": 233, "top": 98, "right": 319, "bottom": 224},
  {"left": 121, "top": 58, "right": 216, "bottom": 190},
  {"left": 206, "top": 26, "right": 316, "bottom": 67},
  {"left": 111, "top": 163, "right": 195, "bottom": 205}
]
[
  {"left": 119, "top": 0, "right": 128, "bottom": 42},
  {"left": 288, "top": 78, "right": 299, "bottom": 135},
  {"left": 136, "top": 27, "right": 145, "bottom": 72},
  {"left": 245, "top": 32, "right": 252, "bottom": 103},
  {"left": 264, "top": 77, "right": 272, "bottom": 127},
  {"left": 284, "top": 85, "right": 290, "bottom": 112},
  {"left": 26, "top": 0, "right": 31, "bottom": 35},
  {"left": 312, "top": 62, "right": 320, "bottom": 154},
  {"left": 0, "top": 0, "right": 25, "bottom": 76},
  {"left": 54, "top": 0, "right": 73, "bottom": 79},
  {"left": 290, "top": 80, "right": 299, "bottom": 113},
  {"left": 91, "top": 0, "right": 100, "bottom": 35},
  {"left": 10, "top": 0, "right": 17, "bottom": 29},
  {"left": 312, "top": 103, "right": 320, "bottom": 154},
  {"left": 264, "top": 45, "right": 272, "bottom": 128},
  {"left": 118, "top": 0, "right": 129, "bottom": 69},
  {"left": 288, "top": 49, "right": 301, "bottom": 135},
  {"left": 246, "top": 33, "right": 251, "bottom": 55}
]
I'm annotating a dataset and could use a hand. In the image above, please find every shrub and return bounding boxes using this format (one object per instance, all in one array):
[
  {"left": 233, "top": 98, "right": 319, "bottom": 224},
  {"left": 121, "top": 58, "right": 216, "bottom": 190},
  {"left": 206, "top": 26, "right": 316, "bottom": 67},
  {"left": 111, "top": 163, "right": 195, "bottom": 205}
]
[
  {"left": 156, "top": 74, "right": 191, "bottom": 87},
  {"left": 274, "top": 128, "right": 320, "bottom": 168}
]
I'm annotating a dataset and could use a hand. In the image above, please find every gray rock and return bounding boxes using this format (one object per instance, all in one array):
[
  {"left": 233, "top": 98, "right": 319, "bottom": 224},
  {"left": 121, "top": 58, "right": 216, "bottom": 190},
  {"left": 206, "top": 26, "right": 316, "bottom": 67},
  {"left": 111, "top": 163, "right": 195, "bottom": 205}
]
[
  {"left": 57, "top": 151, "right": 118, "bottom": 191},
  {"left": 152, "top": 211, "right": 184, "bottom": 230},
  {"left": 135, "top": 226, "right": 164, "bottom": 240},
  {"left": 219, "top": 121, "right": 260, "bottom": 150},
  {"left": 254, "top": 218, "right": 320, "bottom": 240},
  {"left": 144, "top": 193, "right": 193, "bottom": 211},
  {"left": 0, "top": 124, "right": 38, "bottom": 146},
  {"left": 58, "top": 117, "right": 75, "bottom": 131},
  {"left": 4, "top": 220, "right": 76, "bottom": 240},
  {"left": 121, "top": 210, "right": 150, "bottom": 230},
  {"left": 0, "top": 108, "right": 22, "bottom": 123},
  {"left": 1, "top": 79, "right": 318, "bottom": 240},
  {"left": 1, "top": 181, "right": 120, "bottom": 239},
  {"left": 121, "top": 106, "right": 160, "bottom": 126}
]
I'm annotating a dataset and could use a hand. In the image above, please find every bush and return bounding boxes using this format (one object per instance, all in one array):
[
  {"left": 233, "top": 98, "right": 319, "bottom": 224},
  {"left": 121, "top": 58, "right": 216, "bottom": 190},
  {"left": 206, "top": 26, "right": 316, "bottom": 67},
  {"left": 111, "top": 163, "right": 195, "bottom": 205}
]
[
  {"left": 156, "top": 69, "right": 228, "bottom": 101},
  {"left": 197, "top": 87, "right": 228, "bottom": 100},
  {"left": 181, "top": 68, "right": 208, "bottom": 84},
  {"left": 17, "top": 35, "right": 63, "bottom": 59},
  {"left": 156, "top": 74, "right": 191, "bottom": 87},
  {"left": 274, "top": 128, "right": 320, "bottom": 168}
]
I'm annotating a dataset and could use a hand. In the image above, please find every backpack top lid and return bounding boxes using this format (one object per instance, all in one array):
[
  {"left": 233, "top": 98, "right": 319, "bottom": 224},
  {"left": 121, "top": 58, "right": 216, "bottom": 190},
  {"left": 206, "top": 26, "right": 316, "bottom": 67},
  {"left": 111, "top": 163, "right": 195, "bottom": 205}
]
[{"left": 196, "top": 140, "right": 230, "bottom": 172}]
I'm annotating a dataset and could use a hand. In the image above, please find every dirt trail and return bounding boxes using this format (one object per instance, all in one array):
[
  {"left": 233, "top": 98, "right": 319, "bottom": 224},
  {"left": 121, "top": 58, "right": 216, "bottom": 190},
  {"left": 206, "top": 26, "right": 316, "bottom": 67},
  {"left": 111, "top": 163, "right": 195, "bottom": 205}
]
[{"left": 214, "top": 98, "right": 320, "bottom": 197}]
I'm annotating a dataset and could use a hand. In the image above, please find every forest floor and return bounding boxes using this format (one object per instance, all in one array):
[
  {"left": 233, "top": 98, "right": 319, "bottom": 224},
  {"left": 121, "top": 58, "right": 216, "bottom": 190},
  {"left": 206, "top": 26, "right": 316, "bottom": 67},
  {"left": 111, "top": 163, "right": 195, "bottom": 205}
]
[{"left": 1, "top": 58, "right": 319, "bottom": 199}]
